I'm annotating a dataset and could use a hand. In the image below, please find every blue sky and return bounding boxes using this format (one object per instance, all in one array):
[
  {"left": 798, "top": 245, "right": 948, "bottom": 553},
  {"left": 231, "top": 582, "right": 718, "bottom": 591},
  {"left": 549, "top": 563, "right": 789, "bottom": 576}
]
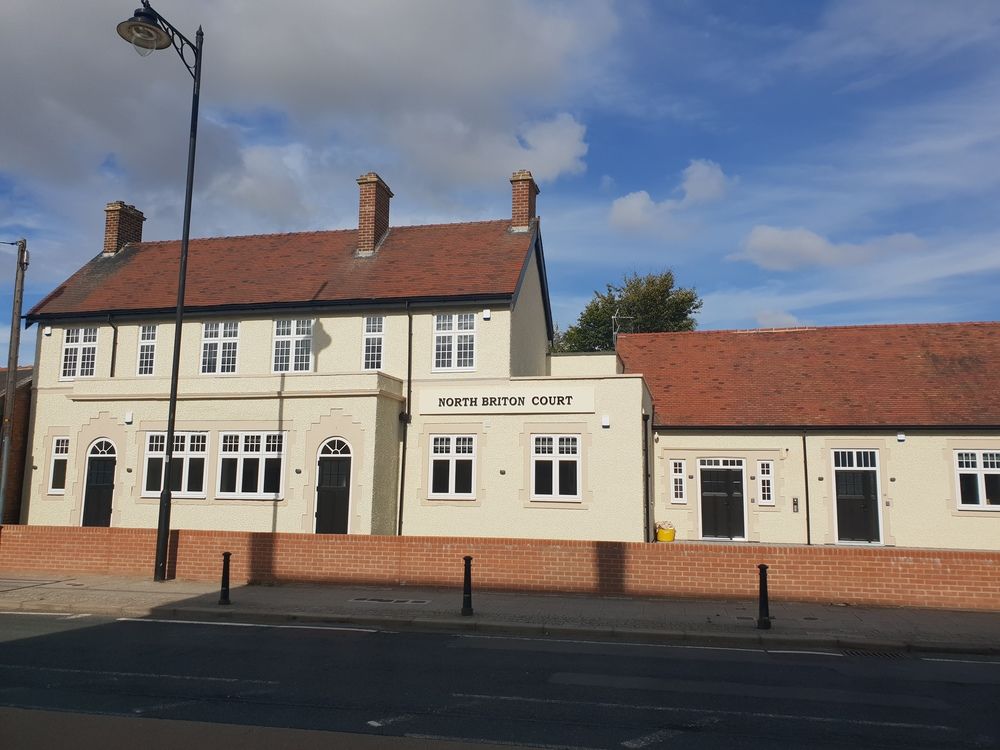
[{"left": 2, "top": 0, "right": 1000, "bottom": 365}]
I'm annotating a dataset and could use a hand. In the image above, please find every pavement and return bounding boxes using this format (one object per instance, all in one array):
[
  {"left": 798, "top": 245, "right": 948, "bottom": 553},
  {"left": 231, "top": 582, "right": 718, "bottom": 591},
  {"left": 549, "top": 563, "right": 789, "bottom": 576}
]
[{"left": 0, "top": 570, "right": 998, "bottom": 654}]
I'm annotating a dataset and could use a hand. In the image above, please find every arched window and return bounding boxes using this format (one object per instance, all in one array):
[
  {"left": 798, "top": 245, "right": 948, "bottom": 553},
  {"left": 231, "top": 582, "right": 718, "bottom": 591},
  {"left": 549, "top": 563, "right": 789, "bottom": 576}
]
[
  {"left": 89, "top": 439, "right": 116, "bottom": 457},
  {"left": 320, "top": 438, "right": 351, "bottom": 456}
]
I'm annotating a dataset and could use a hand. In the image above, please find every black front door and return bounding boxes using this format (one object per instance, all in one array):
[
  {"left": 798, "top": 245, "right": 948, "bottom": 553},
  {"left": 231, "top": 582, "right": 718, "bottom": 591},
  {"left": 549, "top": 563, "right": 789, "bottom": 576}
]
[
  {"left": 82, "top": 456, "right": 115, "bottom": 527},
  {"left": 836, "top": 470, "right": 880, "bottom": 542},
  {"left": 701, "top": 468, "right": 745, "bottom": 539},
  {"left": 316, "top": 456, "right": 350, "bottom": 534}
]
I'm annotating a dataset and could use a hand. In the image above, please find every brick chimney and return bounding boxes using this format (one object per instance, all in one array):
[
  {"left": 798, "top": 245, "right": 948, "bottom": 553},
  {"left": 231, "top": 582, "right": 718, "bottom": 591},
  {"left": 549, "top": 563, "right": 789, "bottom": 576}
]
[
  {"left": 103, "top": 201, "right": 145, "bottom": 256},
  {"left": 510, "top": 169, "right": 539, "bottom": 231},
  {"left": 356, "top": 172, "right": 393, "bottom": 255}
]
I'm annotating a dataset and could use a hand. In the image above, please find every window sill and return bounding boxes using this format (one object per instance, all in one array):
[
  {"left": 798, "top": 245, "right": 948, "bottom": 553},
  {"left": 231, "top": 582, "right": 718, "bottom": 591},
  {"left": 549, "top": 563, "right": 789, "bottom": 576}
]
[
  {"left": 427, "top": 495, "right": 476, "bottom": 502},
  {"left": 216, "top": 494, "right": 284, "bottom": 501},
  {"left": 957, "top": 505, "right": 1000, "bottom": 512},
  {"left": 530, "top": 497, "right": 582, "bottom": 504}
]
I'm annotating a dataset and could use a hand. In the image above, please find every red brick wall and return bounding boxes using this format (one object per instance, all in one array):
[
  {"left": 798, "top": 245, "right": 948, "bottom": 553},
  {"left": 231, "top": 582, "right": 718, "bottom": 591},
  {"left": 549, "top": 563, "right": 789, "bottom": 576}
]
[
  {"left": 0, "top": 526, "right": 997, "bottom": 611},
  {"left": 1, "top": 381, "right": 30, "bottom": 525}
]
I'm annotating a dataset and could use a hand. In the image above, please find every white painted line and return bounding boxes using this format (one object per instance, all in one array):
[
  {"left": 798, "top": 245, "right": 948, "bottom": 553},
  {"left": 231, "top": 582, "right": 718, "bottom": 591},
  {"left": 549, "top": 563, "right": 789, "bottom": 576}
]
[
  {"left": 0, "top": 663, "right": 278, "bottom": 685},
  {"left": 64, "top": 613, "right": 92, "bottom": 620},
  {"left": 457, "top": 634, "right": 761, "bottom": 654},
  {"left": 0, "top": 611, "right": 75, "bottom": 617},
  {"left": 116, "top": 617, "right": 377, "bottom": 633},
  {"left": 452, "top": 693, "right": 957, "bottom": 733},
  {"left": 922, "top": 657, "right": 1000, "bottom": 666},
  {"left": 132, "top": 699, "right": 198, "bottom": 715},
  {"left": 367, "top": 713, "right": 415, "bottom": 728},
  {"left": 406, "top": 734, "right": 600, "bottom": 750},
  {"left": 622, "top": 728, "right": 676, "bottom": 747},
  {"left": 768, "top": 649, "right": 843, "bottom": 657}
]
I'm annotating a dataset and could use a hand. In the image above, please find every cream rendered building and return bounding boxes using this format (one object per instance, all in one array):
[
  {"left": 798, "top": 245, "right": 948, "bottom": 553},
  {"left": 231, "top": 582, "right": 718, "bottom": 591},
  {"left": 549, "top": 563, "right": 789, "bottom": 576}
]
[
  {"left": 618, "top": 327, "right": 1000, "bottom": 551},
  {"left": 22, "top": 172, "right": 654, "bottom": 542}
]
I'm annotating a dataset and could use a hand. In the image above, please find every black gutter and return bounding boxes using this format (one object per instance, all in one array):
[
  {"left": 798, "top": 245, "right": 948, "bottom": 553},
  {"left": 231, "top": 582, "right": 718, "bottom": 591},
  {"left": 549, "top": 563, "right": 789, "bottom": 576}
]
[
  {"left": 396, "top": 301, "right": 414, "bottom": 536},
  {"left": 642, "top": 413, "right": 651, "bottom": 542},
  {"left": 106, "top": 314, "right": 118, "bottom": 378},
  {"left": 26, "top": 293, "right": 515, "bottom": 327},
  {"left": 801, "top": 432, "right": 812, "bottom": 545},
  {"left": 651, "top": 424, "right": 1000, "bottom": 432}
]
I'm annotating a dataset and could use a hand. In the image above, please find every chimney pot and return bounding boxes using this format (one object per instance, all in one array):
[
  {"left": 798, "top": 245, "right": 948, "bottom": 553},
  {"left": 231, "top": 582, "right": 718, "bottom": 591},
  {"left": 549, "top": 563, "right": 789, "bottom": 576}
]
[
  {"left": 356, "top": 172, "right": 393, "bottom": 255},
  {"left": 510, "top": 169, "right": 539, "bottom": 231},
  {"left": 103, "top": 201, "right": 145, "bottom": 255}
]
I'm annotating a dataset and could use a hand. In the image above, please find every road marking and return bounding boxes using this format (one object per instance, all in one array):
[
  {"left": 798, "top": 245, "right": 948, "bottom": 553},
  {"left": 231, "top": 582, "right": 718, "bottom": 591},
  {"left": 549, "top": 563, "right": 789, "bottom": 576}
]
[
  {"left": 0, "top": 663, "right": 278, "bottom": 685},
  {"left": 0, "top": 611, "right": 75, "bottom": 617},
  {"left": 116, "top": 617, "right": 377, "bottom": 633},
  {"left": 132, "top": 699, "right": 199, "bottom": 715},
  {"left": 767, "top": 649, "right": 842, "bottom": 657},
  {"left": 458, "top": 634, "right": 761, "bottom": 654},
  {"left": 452, "top": 693, "right": 958, "bottom": 733},
  {"left": 64, "top": 613, "right": 92, "bottom": 620},
  {"left": 367, "top": 713, "right": 415, "bottom": 728},
  {"left": 622, "top": 728, "right": 676, "bottom": 747},
  {"left": 922, "top": 657, "right": 1000, "bottom": 666},
  {"left": 406, "top": 734, "right": 600, "bottom": 750}
]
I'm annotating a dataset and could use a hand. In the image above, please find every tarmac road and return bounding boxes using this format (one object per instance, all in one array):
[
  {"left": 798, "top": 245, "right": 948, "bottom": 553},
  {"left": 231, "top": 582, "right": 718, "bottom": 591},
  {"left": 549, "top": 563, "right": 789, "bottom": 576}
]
[{"left": 1, "top": 611, "right": 999, "bottom": 748}]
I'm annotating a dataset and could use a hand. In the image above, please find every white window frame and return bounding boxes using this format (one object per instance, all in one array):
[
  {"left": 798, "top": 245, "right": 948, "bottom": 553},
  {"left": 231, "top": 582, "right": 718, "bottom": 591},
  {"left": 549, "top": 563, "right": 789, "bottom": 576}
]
[
  {"left": 757, "top": 460, "right": 774, "bottom": 506},
  {"left": 60, "top": 327, "right": 98, "bottom": 380},
  {"left": 141, "top": 432, "right": 209, "bottom": 498},
  {"left": 201, "top": 321, "right": 239, "bottom": 374},
  {"left": 531, "top": 434, "right": 582, "bottom": 502},
  {"left": 136, "top": 324, "right": 157, "bottom": 376},
  {"left": 272, "top": 319, "right": 313, "bottom": 373},
  {"left": 433, "top": 312, "right": 476, "bottom": 372},
  {"left": 362, "top": 315, "right": 384, "bottom": 371},
  {"left": 48, "top": 437, "right": 70, "bottom": 494},
  {"left": 217, "top": 431, "right": 286, "bottom": 499},
  {"left": 428, "top": 434, "right": 476, "bottom": 500},
  {"left": 954, "top": 450, "right": 1000, "bottom": 511},
  {"left": 670, "top": 459, "right": 687, "bottom": 504}
]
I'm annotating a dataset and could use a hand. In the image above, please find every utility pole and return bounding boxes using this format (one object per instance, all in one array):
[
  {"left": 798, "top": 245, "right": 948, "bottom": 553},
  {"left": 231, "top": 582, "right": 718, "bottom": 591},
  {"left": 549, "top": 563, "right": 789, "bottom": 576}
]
[{"left": 1, "top": 238, "right": 29, "bottom": 525}]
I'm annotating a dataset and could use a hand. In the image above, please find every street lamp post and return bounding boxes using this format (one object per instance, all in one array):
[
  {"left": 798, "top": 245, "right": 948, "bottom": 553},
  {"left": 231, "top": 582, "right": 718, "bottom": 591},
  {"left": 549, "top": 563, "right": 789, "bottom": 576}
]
[
  {"left": 0, "top": 239, "right": 29, "bottom": 526},
  {"left": 117, "top": 2, "right": 203, "bottom": 581}
]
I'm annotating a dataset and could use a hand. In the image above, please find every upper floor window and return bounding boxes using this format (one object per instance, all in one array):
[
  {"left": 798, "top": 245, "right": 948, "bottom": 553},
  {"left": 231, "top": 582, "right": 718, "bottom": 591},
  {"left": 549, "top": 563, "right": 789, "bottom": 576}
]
[
  {"left": 201, "top": 321, "right": 239, "bottom": 374},
  {"left": 433, "top": 312, "right": 475, "bottom": 371},
  {"left": 143, "top": 432, "right": 208, "bottom": 497},
  {"left": 531, "top": 435, "right": 581, "bottom": 501},
  {"left": 363, "top": 315, "right": 384, "bottom": 370},
  {"left": 218, "top": 432, "right": 285, "bottom": 499},
  {"left": 273, "top": 319, "right": 312, "bottom": 373},
  {"left": 49, "top": 437, "right": 70, "bottom": 494},
  {"left": 429, "top": 434, "right": 476, "bottom": 499},
  {"left": 955, "top": 450, "right": 1000, "bottom": 509},
  {"left": 61, "top": 327, "right": 98, "bottom": 379},
  {"left": 137, "top": 324, "right": 157, "bottom": 376}
]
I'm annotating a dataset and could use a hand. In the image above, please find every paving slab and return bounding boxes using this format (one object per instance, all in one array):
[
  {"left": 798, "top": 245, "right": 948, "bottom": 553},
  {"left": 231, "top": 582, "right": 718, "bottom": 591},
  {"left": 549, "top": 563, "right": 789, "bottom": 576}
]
[{"left": 0, "top": 570, "right": 997, "bottom": 654}]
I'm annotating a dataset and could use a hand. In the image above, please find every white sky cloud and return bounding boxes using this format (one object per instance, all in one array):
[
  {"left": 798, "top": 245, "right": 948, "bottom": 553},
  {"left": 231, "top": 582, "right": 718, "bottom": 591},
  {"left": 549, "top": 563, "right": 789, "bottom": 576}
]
[
  {"left": 734, "top": 226, "right": 923, "bottom": 271},
  {"left": 609, "top": 159, "right": 732, "bottom": 231}
]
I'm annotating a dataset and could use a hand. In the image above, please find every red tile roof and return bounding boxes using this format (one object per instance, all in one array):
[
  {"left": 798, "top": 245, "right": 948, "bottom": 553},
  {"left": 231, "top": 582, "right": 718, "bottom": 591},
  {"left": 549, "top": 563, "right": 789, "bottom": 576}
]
[
  {"left": 617, "top": 323, "right": 1000, "bottom": 428},
  {"left": 28, "top": 220, "right": 535, "bottom": 320}
]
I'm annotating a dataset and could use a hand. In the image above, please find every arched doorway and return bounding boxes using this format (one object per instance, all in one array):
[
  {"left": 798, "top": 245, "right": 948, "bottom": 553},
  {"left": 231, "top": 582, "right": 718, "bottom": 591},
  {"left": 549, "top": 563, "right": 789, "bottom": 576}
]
[
  {"left": 316, "top": 438, "right": 352, "bottom": 534},
  {"left": 82, "top": 439, "right": 116, "bottom": 527}
]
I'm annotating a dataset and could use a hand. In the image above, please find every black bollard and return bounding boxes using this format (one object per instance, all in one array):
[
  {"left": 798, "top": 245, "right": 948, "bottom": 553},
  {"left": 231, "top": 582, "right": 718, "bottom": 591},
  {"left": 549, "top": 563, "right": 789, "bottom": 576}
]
[
  {"left": 756, "top": 563, "right": 771, "bottom": 630},
  {"left": 461, "top": 555, "right": 474, "bottom": 616},
  {"left": 218, "top": 551, "right": 232, "bottom": 606}
]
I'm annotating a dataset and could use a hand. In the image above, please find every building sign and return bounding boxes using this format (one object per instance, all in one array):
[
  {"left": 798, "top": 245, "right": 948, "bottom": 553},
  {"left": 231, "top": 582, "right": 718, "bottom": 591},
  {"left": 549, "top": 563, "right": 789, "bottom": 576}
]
[{"left": 420, "top": 386, "right": 595, "bottom": 415}]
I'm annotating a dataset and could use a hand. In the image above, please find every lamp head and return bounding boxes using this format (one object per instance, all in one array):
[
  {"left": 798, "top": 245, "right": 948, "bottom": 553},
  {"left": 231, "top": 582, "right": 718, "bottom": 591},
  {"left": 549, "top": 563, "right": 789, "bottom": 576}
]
[{"left": 117, "top": 7, "right": 171, "bottom": 56}]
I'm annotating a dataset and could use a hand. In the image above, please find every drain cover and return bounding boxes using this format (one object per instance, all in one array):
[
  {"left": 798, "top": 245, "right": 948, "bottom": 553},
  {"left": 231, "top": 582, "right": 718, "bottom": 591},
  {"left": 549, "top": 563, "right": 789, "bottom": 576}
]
[
  {"left": 842, "top": 649, "right": 905, "bottom": 659},
  {"left": 350, "top": 597, "right": 429, "bottom": 605}
]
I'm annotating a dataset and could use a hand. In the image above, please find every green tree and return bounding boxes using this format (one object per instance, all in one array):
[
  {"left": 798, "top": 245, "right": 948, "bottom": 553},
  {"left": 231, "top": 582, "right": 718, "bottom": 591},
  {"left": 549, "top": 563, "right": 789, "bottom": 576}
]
[{"left": 556, "top": 271, "right": 701, "bottom": 352}]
